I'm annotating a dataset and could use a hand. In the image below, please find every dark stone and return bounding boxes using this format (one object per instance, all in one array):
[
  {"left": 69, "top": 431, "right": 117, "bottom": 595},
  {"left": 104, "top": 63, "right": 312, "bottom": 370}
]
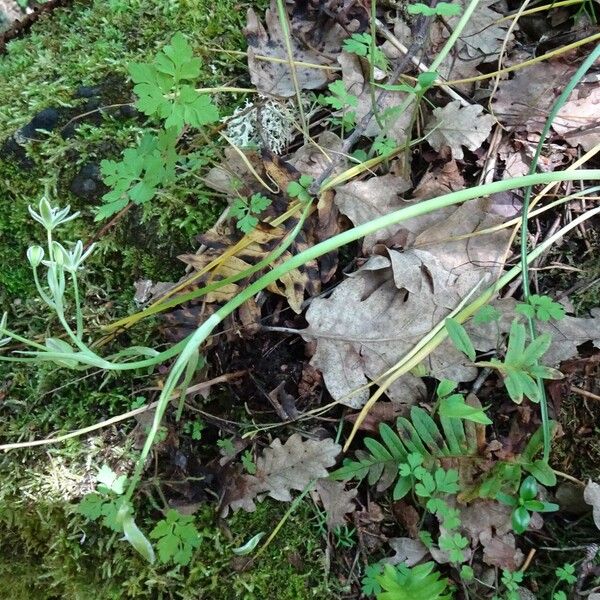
[
  {"left": 74, "top": 85, "right": 101, "bottom": 98},
  {"left": 118, "top": 104, "right": 138, "bottom": 119},
  {"left": 70, "top": 163, "right": 105, "bottom": 201},
  {"left": 19, "top": 107, "right": 60, "bottom": 139}
]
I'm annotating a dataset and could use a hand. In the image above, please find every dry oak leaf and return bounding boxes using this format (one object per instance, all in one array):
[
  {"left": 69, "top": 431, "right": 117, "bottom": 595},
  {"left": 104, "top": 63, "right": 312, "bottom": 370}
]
[
  {"left": 584, "top": 480, "right": 600, "bottom": 531},
  {"left": 334, "top": 173, "right": 413, "bottom": 253},
  {"left": 255, "top": 434, "right": 341, "bottom": 502},
  {"left": 303, "top": 257, "right": 475, "bottom": 407},
  {"left": 429, "top": 0, "right": 514, "bottom": 84},
  {"left": 425, "top": 101, "right": 494, "bottom": 160},
  {"left": 338, "top": 51, "right": 414, "bottom": 143},
  {"left": 315, "top": 478, "right": 357, "bottom": 529},
  {"left": 244, "top": 1, "right": 330, "bottom": 97},
  {"left": 553, "top": 83, "right": 600, "bottom": 152},
  {"left": 387, "top": 537, "right": 429, "bottom": 567},
  {"left": 491, "top": 62, "right": 575, "bottom": 133}
]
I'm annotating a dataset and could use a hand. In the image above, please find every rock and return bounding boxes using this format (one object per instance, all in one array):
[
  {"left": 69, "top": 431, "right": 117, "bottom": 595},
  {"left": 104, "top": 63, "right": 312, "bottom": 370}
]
[
  {"left": 70, "top": 163, "right": 104, "bottom": 200},
  {"left": 74, "top": 85, "right": 101, "bottom": 98},
  {"left": 18, "top": 107, "right": 60, "bottom": 139}
]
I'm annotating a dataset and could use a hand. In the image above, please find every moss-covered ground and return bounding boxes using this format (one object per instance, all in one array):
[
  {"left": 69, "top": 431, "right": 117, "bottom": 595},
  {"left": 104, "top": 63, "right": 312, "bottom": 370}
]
[{"left": 0, "top": 1, "right": 336, "bottom": 597}]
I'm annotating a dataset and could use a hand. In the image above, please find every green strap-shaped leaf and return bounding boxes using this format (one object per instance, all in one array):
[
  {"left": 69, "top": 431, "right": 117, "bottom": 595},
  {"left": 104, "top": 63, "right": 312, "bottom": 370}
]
[
  {"left": 396, "top": 417, "right": 429, "bottom": 457},
  {"left": 445, "top": 317, "right": 476, "bottom": 361},
  {"left": 410, "top": 406, "right": 449, "bottom": 456}
]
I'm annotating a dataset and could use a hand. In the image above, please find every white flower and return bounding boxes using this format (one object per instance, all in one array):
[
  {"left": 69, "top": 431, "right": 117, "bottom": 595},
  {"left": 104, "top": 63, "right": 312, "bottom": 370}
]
[{"left": 28, "top": 197, "right": 80, "bottom": 231}]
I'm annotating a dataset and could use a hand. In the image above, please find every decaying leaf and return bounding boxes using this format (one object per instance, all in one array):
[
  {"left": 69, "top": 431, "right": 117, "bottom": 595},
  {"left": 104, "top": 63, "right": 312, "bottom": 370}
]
[
  {"left": 460, "top": 501, "right": 524, "bottom": 570},
  {"left": 553, "top": 83, "right": 600, "bottom": 152},
  {"left": 425, "top": 101, "right": 494, "bottom": 160},
  {"left": 334, "top": 173, "right": 412, "bottom": 253},
  {"left": 220, "top": 434, "right": 341, "bottom": 514},
  {"left": 244, "top": 1, "right": 332, "bottom": 96},
  {"left": 584, "top": 480, "right": 600, "bottom": 530},
  {"left": 256, "top": 434, "right": 340, "bottom": 501},
  {"left": 306, "top": 191, "right": 511, "bottom": 406},
  {"left": 482, "top": 534, "right": 524, "bottom": 571},
  {"left": 387, "top": 537, "right": 429, "bottom": 567},
  {"left": 492, "top": 62, "right": 575, "bottom": 132},
  {"left": 412, "top": 160, "right": 465, "bottom": 200},
  {"left": 338, "top": 51, "right": 414, "bottom": 143},
  {"left": 429, "top": 0, "right": 514, "bottom": 84},
  {"left": 315, "top": 478, "right": 357, "bottom": 529}
]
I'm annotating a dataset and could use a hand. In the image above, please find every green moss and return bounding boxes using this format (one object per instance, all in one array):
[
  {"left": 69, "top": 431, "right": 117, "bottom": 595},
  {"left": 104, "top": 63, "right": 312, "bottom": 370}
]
[
  {"left": 0, "top": 490, "right": 335, "bottom": 600},
  {"left": 0, "top": 0, "right": 250, "bottom": 303}
]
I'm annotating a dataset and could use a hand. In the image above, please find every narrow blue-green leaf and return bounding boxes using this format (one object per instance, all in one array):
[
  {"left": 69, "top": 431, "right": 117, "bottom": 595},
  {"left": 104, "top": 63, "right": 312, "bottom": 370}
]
[
  {"left": 445, "top": 317, "right": 476, "bottom": 361},
  {"left": 232, "top": 532, "right": 265, "bottom": 555}
]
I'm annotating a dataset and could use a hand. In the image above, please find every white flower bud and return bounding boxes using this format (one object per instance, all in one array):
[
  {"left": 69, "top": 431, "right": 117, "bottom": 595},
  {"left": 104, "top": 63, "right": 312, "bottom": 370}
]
[{"left": 27, "top": 245, "right": 45, "bottom": 268}]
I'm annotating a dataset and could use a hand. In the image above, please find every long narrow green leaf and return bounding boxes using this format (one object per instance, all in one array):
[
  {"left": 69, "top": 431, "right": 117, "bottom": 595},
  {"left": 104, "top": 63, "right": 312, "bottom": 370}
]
[
  {"left": 410, "top": 407, "right": 449, "bottom": 456},
  {"left": 396, "top": 417, "right": 429, "bottom": 457},
  {"left": 520, "top": 333, "right": 552, "bottom": 366},
  {"left": 445, "top": 317, "right": 476, "bottom": 361},
  {"left": 440, "top": 416, "right": 463, "bottom": 454},
  {"left": 505, "top": 319, "right": 526, "bottom": 364},
  {"left": 379, "top": 423, "right": 408, "bottom": 461},
  {"left": 364, "top": 437, "right": 394, "bottom": 461}
]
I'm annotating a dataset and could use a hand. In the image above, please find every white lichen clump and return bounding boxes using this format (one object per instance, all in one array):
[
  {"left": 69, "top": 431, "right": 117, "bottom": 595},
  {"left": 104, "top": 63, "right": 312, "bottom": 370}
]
[{"left": 224, "top": 96, "right": 307, "bottom": 154}]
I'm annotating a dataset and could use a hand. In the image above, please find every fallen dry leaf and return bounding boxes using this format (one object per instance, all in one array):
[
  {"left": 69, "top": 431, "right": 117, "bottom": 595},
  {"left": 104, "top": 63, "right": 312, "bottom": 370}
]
[
  {"left": 244, "top": 1, "right": 332, "bottom": 96},
  {"left": 413, "top": 160, "right": 465, "bottom": 200},
  {"left": 255, "top": 434, "right": 340, "bottom": 502},
  {"left": 387, "top": 537, "right": 429, "bottom": 567},
  {"left": 306, "top": 189, "right": 511, "bottom": 406},
  {"left": 482, "top": 533, "right": 524, "bottom": 571},
  {"left": 584, "top": 480, "right": 600, "bottom": 530},
  {"left": 220, "top": 434, "right": 340, "bottom": 514},
  {"left": 315, "top": 478, "right": 357, "bottom": 529},
  {"left": 492, "top": 62, "right": 574, "bottom": 133},
  {"left": 553, "top": 83, "right": 600, "bottom": 152},
  {"left": 338, "top": 51, "right": 414, "bottom": 143},
  {"left": 425, "top": 101, "right": 495, "bottom": 160},
  {"left": 429, "top": 0, "right": 514, "bottom": 84},
  {"left": 334, "top": 173, "right": 413, "bottom": 253}
]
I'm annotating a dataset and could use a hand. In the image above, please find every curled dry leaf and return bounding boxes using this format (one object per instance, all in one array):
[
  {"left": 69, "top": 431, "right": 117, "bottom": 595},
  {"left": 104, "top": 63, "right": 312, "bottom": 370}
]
[
  {"left": 584, "top": 480, "right": 600, "bottom": 530},
  {"left": 244, "top": 1, "right": 331, "bottom": 97},
  {"left": 425, "top": 101, "right": 495, "bottom": 160},
  {"left": 315, "top": 478, "right": 357, "bottom": 529}
]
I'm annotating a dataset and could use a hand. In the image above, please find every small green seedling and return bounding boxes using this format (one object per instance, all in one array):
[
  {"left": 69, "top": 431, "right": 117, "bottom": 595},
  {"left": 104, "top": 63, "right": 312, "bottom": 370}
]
[
  {"left": 436, "top": 378, "right": 492, "bottom": 425},
  {"left": 287, "top": 174, "right": 314, "bottom": 203},
  {"left": 229, "top": 193, "right": 272, "bottom": 233},
  {"left": 516, "top": 294, "right": 566, "bottom": 321},
  {"left": 496, "top": 475, "right": 559, "bottom": 534},
  {"left": 407, "top": 2, "right": 462, "bottom": 17},
  {"left": 149, "top": 509, "right": 201, "bottom": 565},
  {"left": 343, "top": 32, "right": 388, "bottom": 71}
]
